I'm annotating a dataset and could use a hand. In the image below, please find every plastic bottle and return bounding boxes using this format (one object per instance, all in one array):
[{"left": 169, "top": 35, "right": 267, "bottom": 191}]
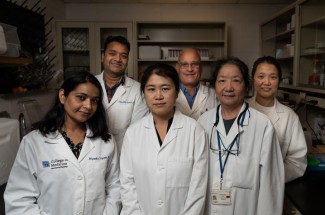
[{"left": 308, "top": 58, "right": 320, "bottom": 86}]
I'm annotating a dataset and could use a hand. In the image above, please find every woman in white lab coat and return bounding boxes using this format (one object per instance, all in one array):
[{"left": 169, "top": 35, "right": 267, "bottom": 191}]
[
  {"left": 197, "top": 57, "right": 284, "bottom": 215},
  {"left": 4, "top": 72, "right": 121, "bottom": 215},
  {"left": 247, "top": 56, "right": 307, "bottom": 183},
  {"left": 120, "top": 63, "right": 208, "bottom": 215}
]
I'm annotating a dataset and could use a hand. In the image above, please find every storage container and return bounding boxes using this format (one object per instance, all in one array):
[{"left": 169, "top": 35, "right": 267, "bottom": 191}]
[
  {"left": 139, "top": 46, "right": 161, "bottom": 59},
  {"left": 0, "top": 22, "right": 20, "bottom": 57}
]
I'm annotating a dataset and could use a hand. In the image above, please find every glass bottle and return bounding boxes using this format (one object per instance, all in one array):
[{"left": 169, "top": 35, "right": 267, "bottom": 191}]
[{"left": 308, "top": 58, "right": 320, "bottom": 86}]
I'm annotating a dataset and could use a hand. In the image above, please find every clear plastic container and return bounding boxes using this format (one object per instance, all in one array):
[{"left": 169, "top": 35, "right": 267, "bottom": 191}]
[
  {"left": 0, "top": 22, "right": 21, "bottom": 57},
  {"left": 0, "top": 25, "right": 7, "bottom": 54}
]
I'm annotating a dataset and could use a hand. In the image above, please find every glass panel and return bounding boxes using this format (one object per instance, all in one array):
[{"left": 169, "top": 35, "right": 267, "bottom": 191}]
[
  {"left": 299, "top": 0, "right": 325, "bottom": 88},
  {"left": 62, "top": 27, "right": 90, "bottom": 79}
]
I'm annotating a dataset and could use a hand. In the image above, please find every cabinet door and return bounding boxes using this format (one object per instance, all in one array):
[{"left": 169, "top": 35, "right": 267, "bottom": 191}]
[
  {"left": 261, "top": 7, "right": 296, "bottom": 86},
  {"left": 94, "top": 22, "right": 133, "bottom": 77},
  {"left": 56, "top": 22, "right": 95, "bottom": 79},
  {"left": 298, "top": 0, "right": 325, "bottom": 89}
]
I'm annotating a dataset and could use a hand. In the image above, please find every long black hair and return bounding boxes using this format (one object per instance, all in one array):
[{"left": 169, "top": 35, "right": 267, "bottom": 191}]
[{"left": 37, "top": 71, "right": 110, "bottom": 141}]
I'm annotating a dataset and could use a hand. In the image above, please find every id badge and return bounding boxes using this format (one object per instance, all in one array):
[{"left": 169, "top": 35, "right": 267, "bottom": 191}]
[{"left": 211, "top": 189, "right": 231, "bottom": 205}]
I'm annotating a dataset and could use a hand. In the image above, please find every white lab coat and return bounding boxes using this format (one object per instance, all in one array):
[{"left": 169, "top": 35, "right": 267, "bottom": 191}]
[
  {"left": 247, "top": 96, "right": 307, "bottom": 182},
  {"left": 198, "top": 103, "right": 284, "bottom": 215},
  {"left": 120, "top": 109, "right": 208, "bottom": 215},
  {"left": 96, "top": 72, "right": 149, "bottom": 152},
  {"left": 4, "top": 128, "right": 121, "bottom": 215},
  {"left": 176, "top": 84, "right": 218, "bottom": 120}
]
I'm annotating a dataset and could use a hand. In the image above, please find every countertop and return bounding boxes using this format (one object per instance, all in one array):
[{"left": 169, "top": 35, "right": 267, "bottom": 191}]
[{"left": 285, "top": 170, "right": 325, "bottom": 215}]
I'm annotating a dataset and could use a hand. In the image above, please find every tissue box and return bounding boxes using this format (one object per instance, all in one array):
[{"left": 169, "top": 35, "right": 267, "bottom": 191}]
[{"left": 139, "top": 46, "right": 161, "bottom": 59}]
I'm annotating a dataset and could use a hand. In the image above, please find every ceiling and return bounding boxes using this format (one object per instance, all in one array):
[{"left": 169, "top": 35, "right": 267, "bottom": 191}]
[{"left": 63, "top": 0, "right": 296, "bottom": 4}]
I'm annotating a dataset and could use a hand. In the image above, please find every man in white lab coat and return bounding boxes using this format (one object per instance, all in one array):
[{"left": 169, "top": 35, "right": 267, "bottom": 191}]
[
  {"left": 176, "top": 48, "right": 217, "bottom": 120},
  {"left": 96, "top": 36, "right": 148, "bottom": 152}
]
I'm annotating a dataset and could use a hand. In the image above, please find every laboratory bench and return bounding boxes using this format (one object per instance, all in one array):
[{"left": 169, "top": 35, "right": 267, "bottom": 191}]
[{"left": 285, "top": 170, "right": 325, "bottom": 215}]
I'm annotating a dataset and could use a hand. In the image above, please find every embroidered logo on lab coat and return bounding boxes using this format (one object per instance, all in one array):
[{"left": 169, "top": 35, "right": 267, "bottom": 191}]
[{"left": 42, "top": 159, "right": 68, "bottom": 169}]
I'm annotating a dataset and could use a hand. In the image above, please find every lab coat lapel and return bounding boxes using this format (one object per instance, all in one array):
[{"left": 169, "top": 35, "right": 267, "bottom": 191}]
[
  {"left": 98, "top": 73, "right": 109, "bottom": 108},
  {"left": 191, "top": 85, "right": 207, "bottom": 113},
  {"left": 221, "top": 103, "right": 249, "bottom": 146},
  {"left": 144, "top": 114, "right": 162, "bottom": 151},
  {"left": 78, "top": 140, "right": 94, "bottom": 162},
  {"left": 160, "top": 110, "right": 182, "bottom": 150},
  {"left": 45, "top": 132, "right": 82, "bottom": 170},
  {"left": 108, "top": 84, "right": 126, "bottom": 107},
  {"left": 269, "top": 99, "right": 282, "bottom": 125},
  {"left": 177, "top": 91, "right": 191, "bottom": 112},
  {"left": 78, "top": 129, "right": 95, "bottom": 162}
]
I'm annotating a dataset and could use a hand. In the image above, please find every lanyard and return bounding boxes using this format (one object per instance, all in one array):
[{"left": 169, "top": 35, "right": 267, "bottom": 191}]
[{"left": 216, "top": 130, "right": 239, "bottom": 190}]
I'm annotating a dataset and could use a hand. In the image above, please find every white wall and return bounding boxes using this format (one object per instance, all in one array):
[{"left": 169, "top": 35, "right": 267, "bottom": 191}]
[{"left": 64, "top": 3, "right": 284, "bottom": 68}]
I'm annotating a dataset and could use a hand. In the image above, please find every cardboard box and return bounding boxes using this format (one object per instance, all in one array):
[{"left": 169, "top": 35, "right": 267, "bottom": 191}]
[{"left": 139, "top": 46, "right": 161, "bottom": 59}]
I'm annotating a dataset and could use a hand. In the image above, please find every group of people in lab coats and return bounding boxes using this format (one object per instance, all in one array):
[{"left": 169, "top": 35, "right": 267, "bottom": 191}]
[{"left": 4, "top": 35, "right": 307, "bottom": 215}]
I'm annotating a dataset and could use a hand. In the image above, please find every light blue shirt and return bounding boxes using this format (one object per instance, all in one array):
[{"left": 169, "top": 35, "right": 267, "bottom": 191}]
[{"left": 180, "top": 83, "right": 200, "bottom": 108}]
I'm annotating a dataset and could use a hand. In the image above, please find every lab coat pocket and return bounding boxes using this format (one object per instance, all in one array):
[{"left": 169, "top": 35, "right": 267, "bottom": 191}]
[
  {"left": 232, "top": 157, "right": 255, "bottom": 189},
  {"left": 85, "top": 160, "right": 107, "bottom": 200},
  {"left": 166, "top": 157, "right": 193, "bottom": 188}
]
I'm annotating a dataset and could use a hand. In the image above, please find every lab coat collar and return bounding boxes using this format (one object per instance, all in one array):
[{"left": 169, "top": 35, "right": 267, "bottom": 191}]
[
  {"left": 268, "top": 98, "right": 284, "bottom": 125},
  {"left": 144, "top": 109, "right": 183, "bottom": 150},
  {"left": 43, "top": 127, "right": 95, "bottom": 169},
  {"left": 178, "top": 84, "right": 208, "bottom": 112},
  {"left": 191, "top": 85, "right": 209, "bottom": 112},
  {"left": 98, "top": 72, "right": 132, "bottom": 108},
  {"left": 252, "top": 95, "right": 283, "bottom": 124},
  {"left": 107, "top": 75, "right": 133, "bottom": 107},
  {"left": 216, "top": 103, "right": 249, "bottom": 142}
]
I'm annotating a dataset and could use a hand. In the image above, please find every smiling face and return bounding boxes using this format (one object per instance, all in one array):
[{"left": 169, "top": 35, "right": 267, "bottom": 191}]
[
  {"left": 144, "top": 74, "right": 177, "bottom": 119},
  {"left": 215, "top": 64, "right": 246, "bottom": 110},
  {"left": 59, "top": 82, "right": 100, "bottom": 125},
  {"left": 253, "top": 62, "right": 279, "bottom": 101},
  {"left": 101, "top": 41, "right": 129, "bottom": 77},
  {"left": 176, "top": 49, "right": 201, "bottom": 87}
]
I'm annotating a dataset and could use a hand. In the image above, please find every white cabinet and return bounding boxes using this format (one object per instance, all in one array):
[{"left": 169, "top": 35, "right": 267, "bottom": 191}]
[
  {"left": 134, "top": 22, "right": 227, "bottom": 81},
  {"left": 56, "top": 21, "right": 134, "bottom": 79}
]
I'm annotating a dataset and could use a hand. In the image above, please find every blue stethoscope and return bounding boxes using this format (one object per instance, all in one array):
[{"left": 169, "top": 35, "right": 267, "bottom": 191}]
[{"left": 209, "top": 102, "right": 250, "bottom": 189}]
